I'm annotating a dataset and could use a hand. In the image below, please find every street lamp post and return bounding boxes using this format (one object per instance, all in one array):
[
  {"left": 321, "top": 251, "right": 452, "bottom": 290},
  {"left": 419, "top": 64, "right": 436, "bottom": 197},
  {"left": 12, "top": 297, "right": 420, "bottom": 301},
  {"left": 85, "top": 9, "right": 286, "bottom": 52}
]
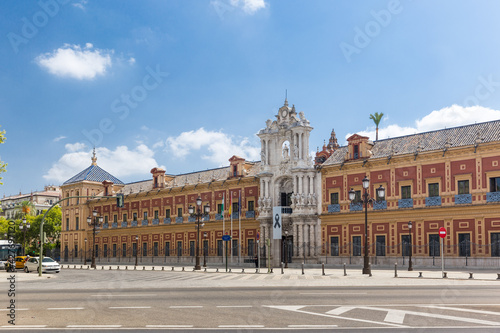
[
  {"left": 86, "top": 210, "right": 103, "bottom": 269},
  {"left": 134, "top": 236, "right": 139, "bottom": 267},
  {"left": 84, "top": 238, "right": 87, "bottom": 264},
  {"left": 19, "top": 217, "right": 30, "bottom": 256},
  {"left": 349, "top": 177, "right": 385, "bottom": 275},
  {"left": 203, "top": 231, "right": 208, "bottom": 268},
  {"left": 284, "top": 230, "right": 289, "bottom": 268},
  {"left": 189, "top": 196, "right": 210, "bottom": 271},
  {"left": 408, "top": 221, "right": 413, "bottom": 271}
]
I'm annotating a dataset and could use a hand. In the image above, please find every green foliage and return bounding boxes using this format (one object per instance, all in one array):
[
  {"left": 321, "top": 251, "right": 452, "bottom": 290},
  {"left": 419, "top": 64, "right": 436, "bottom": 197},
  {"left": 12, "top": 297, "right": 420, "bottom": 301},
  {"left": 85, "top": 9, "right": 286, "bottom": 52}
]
[
  {"left": 0, "top": 126, "right": 6, "bottom": 185},
  {"left": 369, "top": 112, "right": 384, "bottom": 126}
]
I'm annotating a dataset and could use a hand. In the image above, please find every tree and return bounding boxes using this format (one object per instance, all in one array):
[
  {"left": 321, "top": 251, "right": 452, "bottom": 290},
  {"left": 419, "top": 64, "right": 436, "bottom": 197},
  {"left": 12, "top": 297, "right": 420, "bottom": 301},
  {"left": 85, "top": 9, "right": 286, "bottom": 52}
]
[
  {"left": 15, "top": 200, "right": 36, "bottom": 219},
  {"left": 26, "top": 206, "right": 61, "bottom": 255},
  {"left": 0, "top": 126, "right": 6, "bottom": 185},
  {"left": 369, "top": 112, "right": 384, "bottom": 141}
]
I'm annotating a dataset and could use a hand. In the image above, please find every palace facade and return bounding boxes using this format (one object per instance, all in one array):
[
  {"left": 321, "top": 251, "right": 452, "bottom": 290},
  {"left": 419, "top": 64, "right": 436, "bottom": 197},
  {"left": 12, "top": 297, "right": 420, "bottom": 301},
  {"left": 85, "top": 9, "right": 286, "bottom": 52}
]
[{"left": 60, "top": 99, "right": 500, "bottom": 267}]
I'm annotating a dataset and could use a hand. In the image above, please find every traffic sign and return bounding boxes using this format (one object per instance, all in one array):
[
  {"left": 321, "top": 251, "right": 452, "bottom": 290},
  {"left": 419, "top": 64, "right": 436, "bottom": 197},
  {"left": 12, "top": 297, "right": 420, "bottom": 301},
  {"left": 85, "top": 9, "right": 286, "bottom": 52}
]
[
  {"left": 439, "top": 227, "right": 447, "bottom": 238},
  {"left": 222, "top": 235, "right": 231, "bottom": 241}
]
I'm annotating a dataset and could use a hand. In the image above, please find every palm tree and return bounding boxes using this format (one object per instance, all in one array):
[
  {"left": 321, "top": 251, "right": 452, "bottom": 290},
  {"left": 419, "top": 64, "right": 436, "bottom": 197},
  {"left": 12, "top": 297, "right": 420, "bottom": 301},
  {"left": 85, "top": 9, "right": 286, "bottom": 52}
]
[
  {"left": 369, "top": 112, "right": 384, "bottom": 141},
  {"left": 15, "top": 200, "right": 36, "bottom": 219}
]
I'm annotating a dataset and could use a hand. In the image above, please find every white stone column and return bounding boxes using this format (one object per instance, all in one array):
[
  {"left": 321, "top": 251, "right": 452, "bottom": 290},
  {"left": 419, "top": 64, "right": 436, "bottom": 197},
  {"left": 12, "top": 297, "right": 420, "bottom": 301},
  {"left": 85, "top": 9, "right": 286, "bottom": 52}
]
[
  {"left": 297, "top": 223, "right": 303, "bottom": 257},
  {"left": 310, "top": 223, "right": 316, "bottom": 256},
  {"left": 309, "top": 174, "right": 314, "bottom": 195}
]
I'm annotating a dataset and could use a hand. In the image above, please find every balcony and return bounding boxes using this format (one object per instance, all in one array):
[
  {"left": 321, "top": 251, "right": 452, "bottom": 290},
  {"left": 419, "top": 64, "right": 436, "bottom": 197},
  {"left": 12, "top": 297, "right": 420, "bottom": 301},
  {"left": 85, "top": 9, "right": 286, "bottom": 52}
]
[
  {"left": 152, "top": 218, "right": 159, "bottom": 225},
  {"left": 121, "top": 221, "right": 128, "bottom": 228},
  {"left": 112, "top": 222, "right": 118, "bottom": 228},
  {"left": 175, "top": 217, "right": 183, "bottom": 224},
  {"left": 131, "top": 220, "right": 138, "bottom": 227},
  {"left": 425, "top": 196, "right": 442, "bottom": 207},
  {"left": 202, "top": 214, "right": 209, "bottom": 222},
  {"left": 163, "top": 217, "right": 171, "bottom": 224},
  {"left": 231, "top": 212, "right": 239, "bottom": 219},
  {"left": 215, "top": 213, "right": 223, "bottom": 221},
  {"left": 373, "top": 200, "right": 387, "bottom": 210},
  {"left": 327, "top": 204, "right": 340, "bottom": 213},
  {"left": 455, "top": 194, "right": 472, "bottom": 205},
  {"left": 103, "top": 223, "right": 109, "bottom": 229},
  {"left": 486, "top": 192, "right": 500, "bottom": 203},
  {"left": 350, "top": 202, "right": 362, "bottom": 212},
  {"left": 188, "top": 216, "right": 196, "bottom": 222},
  {"left": 398, "top": 198, "right": 413, "bottom": 208},
  {"left": 246, "top": 211, "right": 255, "bottom": 218},
  {"left": 141, "top": 219, "right": 148, "bottom": 226}
]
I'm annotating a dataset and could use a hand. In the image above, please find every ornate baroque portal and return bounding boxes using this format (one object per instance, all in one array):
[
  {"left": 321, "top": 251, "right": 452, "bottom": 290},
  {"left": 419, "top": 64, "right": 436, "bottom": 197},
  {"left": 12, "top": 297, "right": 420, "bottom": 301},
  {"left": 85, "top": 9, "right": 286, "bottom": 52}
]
[{"left": 257, "top": 99, "right": 322, "bottom": 266}]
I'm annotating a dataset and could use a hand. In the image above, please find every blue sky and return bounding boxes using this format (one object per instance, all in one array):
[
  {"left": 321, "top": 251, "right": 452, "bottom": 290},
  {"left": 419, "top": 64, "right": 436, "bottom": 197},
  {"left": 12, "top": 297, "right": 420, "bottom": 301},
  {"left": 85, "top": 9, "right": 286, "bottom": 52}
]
[{"left": 2, "top": 0, "right": 500, "bottom": 197}]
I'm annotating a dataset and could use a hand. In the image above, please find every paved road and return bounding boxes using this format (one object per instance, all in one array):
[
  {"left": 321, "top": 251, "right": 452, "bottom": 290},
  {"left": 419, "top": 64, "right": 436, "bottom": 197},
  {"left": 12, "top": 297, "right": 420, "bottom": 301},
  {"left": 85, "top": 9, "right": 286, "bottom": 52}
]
[{"left": 1, "top": 267, "right": 500, "bottom": 332}]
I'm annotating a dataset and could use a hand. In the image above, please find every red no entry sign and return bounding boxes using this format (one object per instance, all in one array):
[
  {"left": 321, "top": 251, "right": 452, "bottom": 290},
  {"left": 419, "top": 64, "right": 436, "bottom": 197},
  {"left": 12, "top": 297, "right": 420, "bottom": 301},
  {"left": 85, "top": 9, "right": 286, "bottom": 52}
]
[{"left": 439, "top": 227, "right": 447, "bottom": 238}]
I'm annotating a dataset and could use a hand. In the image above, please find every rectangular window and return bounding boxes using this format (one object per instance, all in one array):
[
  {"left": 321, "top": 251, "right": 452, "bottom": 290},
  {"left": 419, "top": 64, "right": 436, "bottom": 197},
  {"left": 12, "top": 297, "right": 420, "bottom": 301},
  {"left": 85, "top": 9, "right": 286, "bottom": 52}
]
[
  {"left": 133, "top": 213, "right": 137, "bottom": 221},
  {"left": 401, "top": 185, "right": 412, "bottom": 199},
  {"left": 177, "top": 241, "right": 182, "bottom": 256},
  {"left": 248, "top": 239, "right": 254, "bottom": 256},
  {"left": 123, "top": 213, "right": 127, "bottom": 222},
  {"left": 354, "top": 190, "right": 361, "bottom": 203},
  {"left": 458, "top": 180, "right": 470, "bottom": 195},
  {"left": 142, "top": 242, "right": 148, "bottom": 256},
  {"left": 428, "top": 183, "right": 439, "bottom": 197},
  {"left": 352, "top": 236, "right": 361, "bottom": 256},
  {"left": 154, "top": 210, "right": 159, "bottom": 219},
  {"left": 165, "top": 209, "right": 171, "bottom": 218},
  {"left": 232, "top": 239, "right": 238, "bottom": 256},
  {"left": 376, "top": 235, "right": 386, "bottom": 256},
  {"left": 429, "top": 234, "right": 440, "bottom": 257},
  {"left": 66, "top": 218, "right": 69, "bottom": 231},
  {"left": 490, "top": 177, "right": 500, "bottom": 192},
  {"left": 491, "top": 233, "right": 500, "bottom": 257},
  {"left": 75, "top": 217, "right": 79, "bottom": 231},
  {"left": 114, "top": 215, "right": 118, "bottom": 223},
  {"left": 402, "top": 235, "right": 410, "bottom": 256},
  {"left": 232, "top": 202, "right": 239, "bottom": 214},
  {"left": 122, "top": 243, "right": 127, "bottom": 257},
  {"left": 248, "top": 201, "right": 254, "bottom": 212},
  {"left": 330, "top": 192, "right": 339, "bottom": 205},
  {"left": 189, "top": 241, "right": 195, "bottom": 256},
  {"left": 217, "top": 204, "right": 223, "bottom": 214},
  {"left": 458, "top": 233, "right": 471, "bottom": 257},
  {"left": 104, "top": 215, "right": 108, "bottom": 224},
  {"left": 112, "top": 244, "right": 117, "bottom": 257},
  {"left": 153, "top": 242, "right": 158, "bottom": 256},
  {"left": 143, "top": 211, "right": 148, "bottom": 220},
  {"left": 74, "top": 245, "right": 78, "bottom": 257},
  {"left": 165, "top": 242, "right": 170, "bottom": 256},
  {"left": 132, "top": 243, "right": 137, "bottom": 257},
  {"left": 203, "top": 240, "right": 209, "bottom": 257},
  {"left": 95, "top": 244, "right": 99, "bottom": 258},
  {"left": 217, "top": 240, "right": 223, "bottom": 256},
  {"left": 103, "top": 244, "right": 108, "bottom": 258},
  {"left": 177, "top": 208, "right": 182, "bottom": 217},
  {"left": 330, "top": 236, "right": 339, "bottom": 256}
]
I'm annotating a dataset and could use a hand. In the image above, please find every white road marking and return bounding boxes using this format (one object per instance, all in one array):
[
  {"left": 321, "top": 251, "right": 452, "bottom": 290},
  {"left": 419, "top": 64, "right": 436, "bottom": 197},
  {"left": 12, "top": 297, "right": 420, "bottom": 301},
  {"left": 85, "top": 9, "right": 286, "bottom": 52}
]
[
  {"left": 170, "top": 305, "right": 203, "bottom": 308},
  {"left": 384, "top": 310, "right": 406, "bottom": 324},
  {"left": 146, "top": 325, "right": 194, "bottom": 328},
  {"left": 0, "top": 308, "right": 28, "bottom": 311},
  {"left": 423, "top": 305, "right": 500, "bottom": 316},
  {"left": 358, "top": 306, "right": 500, "bottom": 326},
  {"left": 218, "top": 325, "right": 265, "bottom": 328},
  {"left": 216, "top": 305, "right": 253, "bottom": 308},
  {"left": 289, "top": 325, "right": 338, "bottom": 328},
  {"left": 326, "top": 306, "right": 356, "bottom": 315},
  {"left": 300, "top": 293, "right": 368, "bottom": 295},
  {"left": 47, "top": 307, "right": 84, "bottom": 310},
  {"left": 67, "top": 325, "right": 122, "bottom": 328},
  {"left": 91, "top": 294, "right": 156, "bottom": 297},
  {"left": 109, "top": 306, "right": 151, "bottom": 309},
  {"left": 1, "top": 325, "right": 46, "bottom": 328},
  {"left": 265, "top": 305, "right": 406, "bottom": 327}
]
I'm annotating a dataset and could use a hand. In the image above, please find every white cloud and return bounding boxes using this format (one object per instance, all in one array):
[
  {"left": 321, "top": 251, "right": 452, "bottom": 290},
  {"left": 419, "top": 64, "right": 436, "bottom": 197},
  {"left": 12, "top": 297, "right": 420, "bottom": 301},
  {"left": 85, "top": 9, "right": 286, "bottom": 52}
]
[
  {"left": 128, "top": 57, "right": 136, "bottom": 65},
  {"left": 72, "top": 0, "right": 88, "bottom": 10},
  {"left": 53, "top": 135, "right": 66, "bottom": 142},
  {"left": 35, "top": 43, "right": 112, "bottom": 80},
  {"left": 44, "top": 143, "right": 163, "bottom": 184},
  {"left": 165, "top": 128, "right": 260, "bottom": 165},
  {"left": 347, "top": 105, "right": 500, "bottom": 142},
  {"left": 225, "top": 0, "right": 266, "bottom": 14}
]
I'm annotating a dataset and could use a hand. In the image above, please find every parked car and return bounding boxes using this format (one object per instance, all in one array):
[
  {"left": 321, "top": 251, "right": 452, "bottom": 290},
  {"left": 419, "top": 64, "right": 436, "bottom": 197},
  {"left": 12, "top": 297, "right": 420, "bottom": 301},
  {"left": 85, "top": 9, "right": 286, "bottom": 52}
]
[
  {"left": 14, "top": 256, "right": 28, "bottom": 269},
  {"left": 24, "top": 256, "right": 60, "bottom": 273}
]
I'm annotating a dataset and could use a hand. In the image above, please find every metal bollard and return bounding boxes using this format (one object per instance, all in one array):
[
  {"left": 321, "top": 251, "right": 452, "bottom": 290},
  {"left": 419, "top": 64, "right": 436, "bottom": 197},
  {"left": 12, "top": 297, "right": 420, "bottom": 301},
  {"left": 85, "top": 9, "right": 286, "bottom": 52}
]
[
  {"left": 281, "top": 262, "right": 284, "bottom": 274},
  {"left": 256, "top": 269, "right": 258, "bottom": 273},
  {"left": 229, "top": 268, "right": 231, "bottom": 273},
  {"left": 216, "top": 268, "right": 219, "bottom": 272},
  {"left": 80, "top": 265, "right": 83, "bottom": 269},
  {"left": 443, "top": 272, "right": 448, "bottom": 278},
  {"left": 87, "top": 266, "right": 90, "bottom": 270},
  {"left": 172, "top": 267, "right": 175, "bottom": 271},
  {"left": 162, "top": 267, "right": 165, "bottom": 271},
  {"left": 117, "top": 266, "right": 120, "bottom": 270},
  {"left": 497, "top": 273, "right": 500, "bottom": 280},
  {"left": 134, "top": 266, "right": 136, "bottom": 270},
  {"left": 344, "top": 263, "right": 347, "bottom": 276},
  {"left": 242, "top": 269, "right": 245, "bottom": 273},
  {"left": 302, "top": 262, "right": 305, "bottom": 275},
  {"left": 101, "top": 266, "right": 104, "bottom": 270},
  {"left": 204, "top": 268, "right": 207, "bottom": 272},
  {"left": 418, "top": 272, "right": 423, "bottom": 278},
  {"left": 109, "top": 266, "right": 112, "bottom": 270},
  {"left": 182, "top": 267, "right": 185, "bottom": 271},
  {"left": 322, "top": 263, "right": 325, "bottom": 276},
  {"left": 394, "top": 263, "right": 398, "bottom": 278},
  {"left": 469, "top": 272, "right": 474, "bottom": 279},
  {"left": 143, "top": 266, "right": 145, "bottom": 270},
  {"left": 74, "top": 265, "right": 76, "bottom": 269},
  {"left": 126, "top": 266, "right": 128, "bottom": 270},
  {"left": 270, "top": 268, "right": 273, "bottom": 273},
  {"left": 152, "top": 267, "right": 155, "bottom": 271}
]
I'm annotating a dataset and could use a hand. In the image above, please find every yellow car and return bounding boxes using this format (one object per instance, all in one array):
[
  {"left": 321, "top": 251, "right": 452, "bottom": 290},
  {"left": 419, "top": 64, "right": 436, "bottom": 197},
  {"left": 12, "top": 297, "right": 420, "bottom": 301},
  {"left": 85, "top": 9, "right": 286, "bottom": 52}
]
[{"left": 15, "top": 256, "right": 28, "bottom": 270}]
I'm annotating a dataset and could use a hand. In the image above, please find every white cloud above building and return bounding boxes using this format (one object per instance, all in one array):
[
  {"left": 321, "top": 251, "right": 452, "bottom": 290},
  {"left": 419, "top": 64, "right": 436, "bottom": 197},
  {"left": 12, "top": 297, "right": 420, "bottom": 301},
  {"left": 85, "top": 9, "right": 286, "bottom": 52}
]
[{"left": 35, "top": 43, "right": 112, "bottom": 80}]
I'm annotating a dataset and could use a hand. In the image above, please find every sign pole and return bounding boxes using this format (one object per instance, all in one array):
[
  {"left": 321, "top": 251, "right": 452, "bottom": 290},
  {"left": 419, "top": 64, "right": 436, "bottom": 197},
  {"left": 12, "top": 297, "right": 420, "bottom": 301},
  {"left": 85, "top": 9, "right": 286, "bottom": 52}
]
[
  {"left": 257, "top": 239, "right": 260, "bottom": 273},
  {"left": 439, "top": 227, "right": 446, "bottom": 278},
  {"left": 225, "top": 240, "right": 228, "bottom": 272}
]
